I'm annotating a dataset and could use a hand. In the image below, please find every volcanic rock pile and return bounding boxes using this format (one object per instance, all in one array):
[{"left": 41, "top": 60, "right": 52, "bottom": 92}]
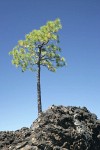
[{"left": 0, "top": 105, "right": 100, "bottom": 150}]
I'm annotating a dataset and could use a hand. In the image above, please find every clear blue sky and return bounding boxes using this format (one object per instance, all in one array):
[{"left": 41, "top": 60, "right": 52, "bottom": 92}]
[{"left": 0, "top": 0, "right": 100, "bottom": 131}]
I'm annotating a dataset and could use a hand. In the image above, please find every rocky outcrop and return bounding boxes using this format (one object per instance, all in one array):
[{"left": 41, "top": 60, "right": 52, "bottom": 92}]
[{"left": 0, "top": 105, "right": 100, "bottom": 150}]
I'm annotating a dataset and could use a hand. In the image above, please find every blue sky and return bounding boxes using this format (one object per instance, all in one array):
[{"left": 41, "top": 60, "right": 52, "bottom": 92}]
[{"left": 0, "top": 0, "right": 100, "bottom": 131}]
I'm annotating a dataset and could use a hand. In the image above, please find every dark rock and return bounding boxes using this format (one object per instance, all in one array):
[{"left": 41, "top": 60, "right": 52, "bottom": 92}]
[{"left": 0, "top": 105, "right": 100, "bottom": 149}]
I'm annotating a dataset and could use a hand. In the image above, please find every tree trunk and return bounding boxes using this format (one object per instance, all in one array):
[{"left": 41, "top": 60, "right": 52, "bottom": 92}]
[{"left": 37, "top": 48, "right": 42, "bottom": 116}]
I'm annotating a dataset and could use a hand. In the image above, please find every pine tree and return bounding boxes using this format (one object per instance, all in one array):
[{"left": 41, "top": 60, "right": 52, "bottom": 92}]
[{"left": 9, "top": 19, "right": 66, "bottom": 116}]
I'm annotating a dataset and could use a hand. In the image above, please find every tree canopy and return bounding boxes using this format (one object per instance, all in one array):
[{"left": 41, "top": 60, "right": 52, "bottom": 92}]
[{"left": 9, "top": 18, "right": 66, "bottom": 72}]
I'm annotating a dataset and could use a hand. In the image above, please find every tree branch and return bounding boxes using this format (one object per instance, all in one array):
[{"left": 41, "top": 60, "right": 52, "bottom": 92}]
[{"left": 41, "top": 57, "right": 55, "bottom": 62}]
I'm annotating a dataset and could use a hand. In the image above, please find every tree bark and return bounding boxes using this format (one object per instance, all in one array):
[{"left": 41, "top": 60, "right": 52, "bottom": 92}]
[{"left": 37, "top": 48, "right": 42, "bottom": 116}]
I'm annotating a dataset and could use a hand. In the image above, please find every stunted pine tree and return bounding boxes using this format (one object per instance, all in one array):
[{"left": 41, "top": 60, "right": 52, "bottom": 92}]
[{"left": 9, "top": 19, "right": 66, "bottom": 116}]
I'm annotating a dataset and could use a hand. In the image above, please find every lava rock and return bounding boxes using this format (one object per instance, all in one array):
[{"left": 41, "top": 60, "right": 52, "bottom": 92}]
[{"left": 0, "top": 105, "right": 100, "bottom": 150}]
